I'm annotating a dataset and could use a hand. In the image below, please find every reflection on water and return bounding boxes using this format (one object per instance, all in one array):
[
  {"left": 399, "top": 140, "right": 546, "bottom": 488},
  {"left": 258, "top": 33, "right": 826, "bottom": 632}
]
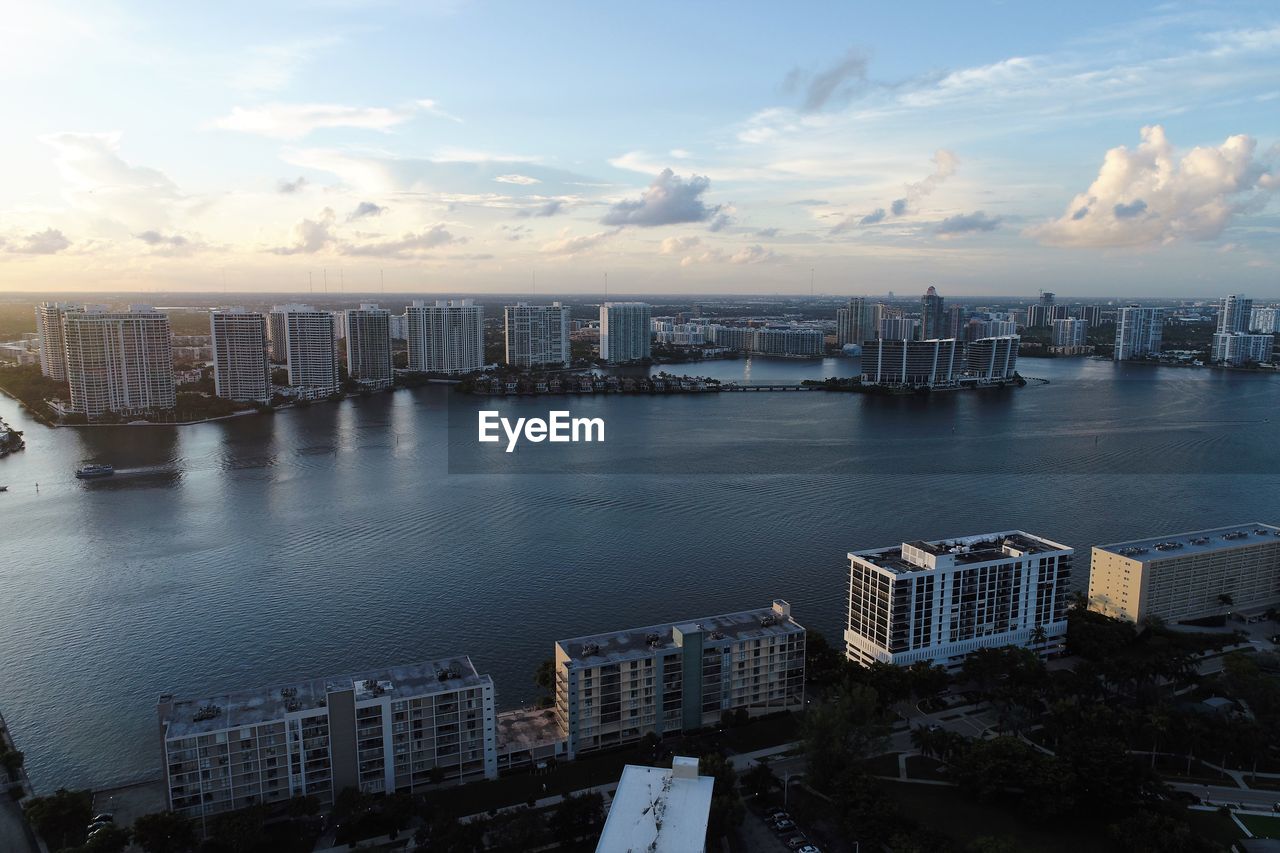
[{"left": 0, "top": 356, "right": 1277, "bottom": 792}]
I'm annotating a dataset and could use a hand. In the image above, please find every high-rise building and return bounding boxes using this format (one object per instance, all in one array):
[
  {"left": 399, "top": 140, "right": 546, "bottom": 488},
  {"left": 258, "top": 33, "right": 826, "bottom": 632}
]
[
  {"left": 1026, "top": 292, "right": 1055, "bottom": 328},
  {"left": 946, "top": 305, "right": 968, "bottom": 339},
  {"left": 405, "top": 299, "right": 485, "bottom": 374},
  {"left": 210, "top": 309, "right": 272, "bottom": 403},
  {"left": 1217, "top": 294, "right": 1253, "bottom": 335},
  {"left": 35, "top": 301, "right": 80, "bottom": 381},
  {"left": 845, "top": 531, "right": 1072, "bottom": 667},
  {"left": 879, "top": 317, "right": 921, "bottom": 341},
  {"left": 920, "top": 286, "right": 946, "bottom": 340},
  {"left": 504, "top": 302, "right": 570, "bottom": 369},
  {"left": 388, "top": 313, "right": 407, "bottom": 341},
  {"left": 836, "top": 298, "right": 881, "bottom": 347},
  {"left": 599, "top": 302, "right": 652, "bottom": 363},
  {"left": 157, "top": 657, "right": 498, "bottom": 824},
  {"left": 63, "top": 306, "right": 176, "bottom": 418},
  {"left": 1212, "top": 332, "right": 1274, "bottom": 366},
  {"left": 553, "top": 601, "right": 805, "bottom": 759},
  {"left": 345, "top": 304, "right": 393, "bottom": 388},
  {"left": 1052, "top": 318, "right": 1088, "bottom": 349},
  {"left": 966, "top": 318, "right": 1018, "bottom": 341},
  {"left": 861, "top": 338, "right": 958, "bottom": 387},
  {"left": 266, "top": 311, "right": 289, "bottom": 363},
  {"left": 965, "top": 336, "right": 1019, "bottom": 379},
  {"left": 1088, "top": 523, "right": 1280, "bottom": 624},
  {"left": 1077, "top": 305, "right": 1104, "bottom": 326},
  {"left": 751, "top": 327, "right": 825, "bottom": 357},
  {"left": 1249, "top": 306, "right": 1280, "bottom": 334},
  {"left": 272, "top": 305, "right": 339, "bottom": 397},
  {"left": 1114, "top": 306, "right": 1164, "bottom": 360}
]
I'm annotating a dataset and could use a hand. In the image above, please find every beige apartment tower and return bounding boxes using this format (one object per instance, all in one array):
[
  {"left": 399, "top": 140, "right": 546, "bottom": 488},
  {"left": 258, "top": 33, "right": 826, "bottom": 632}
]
[{"left": 1089, "top": 524, "right": 1280, "bottom": 624}]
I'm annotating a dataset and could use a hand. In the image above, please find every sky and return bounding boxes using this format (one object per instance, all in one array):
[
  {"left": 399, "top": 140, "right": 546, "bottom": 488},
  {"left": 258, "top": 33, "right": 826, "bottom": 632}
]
[{"left": 0, "top": 0, "right": 1278, "bottom": 298}]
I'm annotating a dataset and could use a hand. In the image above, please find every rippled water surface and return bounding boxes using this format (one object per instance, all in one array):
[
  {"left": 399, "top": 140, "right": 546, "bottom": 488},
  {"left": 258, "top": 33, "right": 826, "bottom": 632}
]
[{"left": 1, "top": 355, "right": 1277, "bottom": 790}]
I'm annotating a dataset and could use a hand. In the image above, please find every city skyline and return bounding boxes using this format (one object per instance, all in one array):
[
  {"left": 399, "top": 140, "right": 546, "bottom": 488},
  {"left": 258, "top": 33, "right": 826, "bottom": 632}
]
[{"left": 1, "top": 2, "right": 1278, "bottom": 296}]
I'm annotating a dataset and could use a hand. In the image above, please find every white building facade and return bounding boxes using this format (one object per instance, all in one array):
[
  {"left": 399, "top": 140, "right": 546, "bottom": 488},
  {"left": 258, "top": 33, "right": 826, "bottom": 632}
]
[
  {"left": 861, "top": 338, "right": 958, "bottom": 387},
  {"left": 63, "top": 306, "right": 176, "bottom": 418},
  {"left": 273, "top": 305, "right": 339, "bottom": 398},
  {"left": 406, "top": 299, "right": 484, "bottom": 374},
  {"left": 345, "top": 304, "right": 394, "bottom": 388},
  {"left": 210, "top": 310, "right": 272, "bottom": 403},
  {"left": 845, "top": 531, "right": 1072, "bottom": 668},
  {"left": 1212, "top": 332, "right": 1274, "bottom": 366},
  {"left": 504, "top": 302, "right": 570, "bottom": 369},
  {"left": 1114, "top": 306, "right": 1164, "bottom": 360},
  {"left": 599, "top": 302, "right": 652, "bottom": 363},
  {"left": 35, "top": 301, "right": 80, "bottom": 381}
]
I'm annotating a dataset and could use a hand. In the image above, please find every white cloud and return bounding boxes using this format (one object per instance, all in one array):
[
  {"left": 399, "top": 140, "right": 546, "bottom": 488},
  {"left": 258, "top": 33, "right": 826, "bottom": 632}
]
[
  {"left": 494, "top": 174, "right": 541, "bottom": 185},
  {"left": 540, "top": 228, "right": 620, "bottom": 255},
  {"left": 211, "top": 103, "right": 419, "bottom": 140},
  {"left": 1026, "top": 125, "right": 1277, "bottom": 247},
  {"left": 7, "top": 228, "right": 71, "bottom": 254},
  {"left": 602, "top": 169, "right": 721, "bottom": 227},
  {"left": 269, "top": 208, "right": 337, "bottom": 254},
  {"left": 228, "top": 37, "right": 341, "bottom": 94},
  {"left": 41, "top": 132, "right": 182, "bottom": 229},
  {"left": 660, "top": 235, "right": 701, "bottom": 254},
  {"left": 342, "top": 224, "right": 461, "bottom": 258}
]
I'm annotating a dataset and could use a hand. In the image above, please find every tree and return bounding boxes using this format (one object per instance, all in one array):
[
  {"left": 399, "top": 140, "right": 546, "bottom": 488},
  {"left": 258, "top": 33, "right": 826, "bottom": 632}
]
[
  {"left": 802, "top": 681, "right": 889, "bottom": 789},
  {"left": 82, "top": 823, "right": 132, "bottom": 853},
  {"left": 205, "top": 804, "right": 267, "bottom": 853},
  {"left": 741, "top": 760, "right": 777, "bottom": 799},
  {"left": 23, "top": 787, "right": 93, "bottom": 850},
  {"left": 547, "top": 791, "right": 604, "bottom": 843},
  {"left": 132, "top": 811, "right": 197, "bottom": 853},
  {"left": 1108, "top": 809, "right": 1218, "bottom": 853},
  {"left": 697, "top": 753, "right": 744, "bottom": 840},
  {"left": 533, "top": 658, "right": 556, "bottom": 694}
]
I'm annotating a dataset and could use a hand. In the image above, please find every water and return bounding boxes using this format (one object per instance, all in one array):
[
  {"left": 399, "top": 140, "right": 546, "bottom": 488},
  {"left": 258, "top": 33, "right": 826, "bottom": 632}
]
[{"left": 1, "top": 355, "right": 1278, "bottom": 792}]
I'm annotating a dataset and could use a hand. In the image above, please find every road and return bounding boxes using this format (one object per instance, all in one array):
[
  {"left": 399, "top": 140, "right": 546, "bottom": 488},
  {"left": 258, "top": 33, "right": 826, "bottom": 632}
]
[{"left": 1168, "top": 782, "right": 1280, "bottom": 812}]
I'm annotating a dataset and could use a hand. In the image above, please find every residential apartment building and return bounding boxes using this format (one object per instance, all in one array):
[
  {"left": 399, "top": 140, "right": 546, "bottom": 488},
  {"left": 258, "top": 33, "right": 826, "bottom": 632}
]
[
  {"left": 1077, "top": 305, "right": 1104, "bottom": 327},
  {"left": 861, "top": 338, "right": 958, "bottom": 387},
  {"left": 1114, "top": 306, "right": 1164, "bottom": 360},
  {"left": 752, "top": 327, "right": 824, "bottom": 357},
  {"left": 1212, "top": 332, "right": 1274, "bottom": 366},
  {"left": 273, "top": 305, "right": 339, "bottom": 398},
  {"left": 599, "top": 302, "right": 652, "bottom": 363},
  {"left": 345, "top": 304, "right": 393, "bottom": 388},
  {"left": 836, "top": 297, "right": 881, "bottom": 347},
  {"left": 845, "top": 531, "right": 1072, "bottom": 668},
  {"left": 1052, "top": 318, "right": 1088, "bottom": 349},
  {"left": 553, "top": 601, "right": 805, "bottom": 759},
  {"left": 964, "top": 336, "right": 1019, "bottom": 379},
  {"left": 1217, "top": 294, "right": 1253, "bottom": 335},
  {"left": 266, "top": 311, "right": 289, "bottom": 363},
  {"left": 920, "top": 286, "right": 946, "bottom": 341},
  {"left": 1249, "top": 306, "right": 1280, "bottom": 335},
  {"left": 157, "top": 658, "right": 497, "bottom": 824},
  {"left": 1026, "top": 293, "right": 1068, "bottom": 328},
  {"left": 405, "top": 299, "right": 484, "bottom": 374},
  {"left": 965, "top": 318, "right": 1017, "bottom": 341},
  {"left": 597, "top": 757, "right": 713, "bottom": 853},
  {"left": 35, "top": 301, "right": 80, "bottom": 381},
  {"left": 210, "top": 310, "right": 272, "bottom": 403},
  {"left": 1089, "top": 523, "right": 1280, "bottom": 624},
  {"left": 504, "top": 302, "right": 570, "bottom": 369},
  {"left": 879, "top": 317, "right": 920, "bottom": 341},
  {"left": 63, "top": 306, "right": 176, "bottom": 418}
]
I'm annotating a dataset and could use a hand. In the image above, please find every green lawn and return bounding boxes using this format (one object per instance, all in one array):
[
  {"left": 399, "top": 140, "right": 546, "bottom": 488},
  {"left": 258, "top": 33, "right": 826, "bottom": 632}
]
[
  {"left": 1185, "top": 809, "right": 1246, "bottom": 845},
  {"left": 863, "top": 752, "right": 902, "bottom": 777},
  {"left": 904, "top": 754, "right": 950, "bottom": 781},
  {"left": 1239, "top": 814, "right": 1280, "bottom": 839}
]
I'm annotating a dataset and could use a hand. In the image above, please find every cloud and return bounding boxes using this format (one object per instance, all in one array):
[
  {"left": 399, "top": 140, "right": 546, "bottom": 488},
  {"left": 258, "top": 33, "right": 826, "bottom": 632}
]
[
  {"left": 134, "top": 230, "right": 209, "bottom": 256},
  {"left": 890, "top": 198, "right": 908, "bottom": 216},
  {"left": 860, "top": 208, "right": 887, "bottom": 226},
  {"left": 540, "top": 228, "right": 620, "bottom": 255},
  {"left": 347, "top": 201, "right": 386, "bottom": 221},
  {"left": 342, "top": 225, "right": 461, "bottom": 258},
  {"left": 660, "top": 235, "right": 702, "bottom": 254},
  {"left": 277, "top": 176, "right": 309, "bottom": 194},
  {"left": 755, "top": 227, "right": 780, "bottom": 238},
  {"left": 494, "top": 174, "right": 541, "bottom": 185},
  {"left": 498, "top": 224, "right": 531, "bottom": 241},
  {"left": 42, "top": 132, "right": 181, "bottom": 228},
  {"left": 229, "top": 37, "right": 341, "bottom": 94},
  {"left": 136, "top": 230, "right": 187, "bottom": 246},
  {"left": 787, "top": 49, "right": 869, "bottom": 112},
  {"left": 269, "top": 208, "right": 337, "bottom": 254},
  {"left": 729, "top": 244, "right": 776, "bottom": 264},
  {"left": 515, "top": 199, "right": 566, "bottom": 218},
  {"left": 935, "top": 211, "right": 1001, "bottom": 237},
  {"left": 211, "top": 101, "right": 435, "bottom": 140},
  {"left": 891, "top": 149, "right": 959, "bottom": 215},
  {"left": 8, "top": 228, "right": 70, "bottom": 254},
  {"left": 708, "top": 211, "right": 733, "bottom": 232},
  {"left": 1027, "top": 125, "right": 1278, "bottom": 247},
  {"left": 601, "top": 169, "right": 720, "bottom": 227}
]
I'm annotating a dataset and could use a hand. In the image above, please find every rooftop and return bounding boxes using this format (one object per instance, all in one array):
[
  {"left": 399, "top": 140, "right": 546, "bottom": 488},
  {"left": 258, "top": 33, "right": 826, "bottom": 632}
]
[
  {"left": 557, "top": 601, "right": 803, "bottom": 668},
  {"left": 1096, "top": 523, "right": 1280, "bottom": 563},
  {"left": 496, "top": 707, "right": 563, "bottom": 753},
  {"left": 160, "top": 656, "right": 490, "bottom": 739},
  {"left": 852, "top": 530, "right": 1070, "bottom": 575},
  {"left": 596, "top": 758, "right": 714, "bottom": 853}
]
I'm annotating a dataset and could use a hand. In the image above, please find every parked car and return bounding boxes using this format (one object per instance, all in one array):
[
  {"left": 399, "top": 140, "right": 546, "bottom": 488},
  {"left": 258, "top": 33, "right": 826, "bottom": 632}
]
[
  {"left": 772, "top": 818, "right": 798, "bottom": 833},
  {"left": 799, "top": 846, "right": 822, "bottom": 853},
  {"left": 85, "top": 821, "right": 111, "bottom": 835},
  {"left": 91, "top": 813, "right": 114, "bottom": 824},
  {"left": 764, "top": 808, "right": 790, "bottom": 821},
  {"left": 786, "top": 836, "right": 809, "bottom": 849}
]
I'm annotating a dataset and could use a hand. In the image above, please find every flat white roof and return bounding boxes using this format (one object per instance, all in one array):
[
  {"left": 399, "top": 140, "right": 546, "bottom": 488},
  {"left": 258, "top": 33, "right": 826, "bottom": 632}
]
[{"left": 596, "top": 760, "right": 713, "bottom": 853}]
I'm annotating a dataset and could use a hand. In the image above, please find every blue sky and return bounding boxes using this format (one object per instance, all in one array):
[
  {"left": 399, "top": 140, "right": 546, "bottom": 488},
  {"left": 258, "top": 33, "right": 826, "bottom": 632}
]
[{"left": 1, "top": 1, "right": 1278, "bottom": 296}]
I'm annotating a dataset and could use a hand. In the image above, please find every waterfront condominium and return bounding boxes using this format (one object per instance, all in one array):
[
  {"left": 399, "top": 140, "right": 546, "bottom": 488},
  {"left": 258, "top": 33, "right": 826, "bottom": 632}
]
[
  {"left": 504, "top": 302, "right": 570, "bottom": 369},
  {"left": 845, "top": 531, "right": 1073, "bottom": 668},
  {"left": 599, "top": 302, "right": 652, "bottom": 363},
  {"left": 920, "top": 286, "right": 946, "bottom": 341},
  {"left": 1250, "top": 306, "right": 1280, "bottom": 335},
  {"left": 63, "top": 306, "right": 176, "bottom": 418},
  {"left": 210, "top": 309, "right": 272, "bottom": 404},
  {"left": 861, "top": 337, "right": 958, "bottom": 387},
  {"left": 1212, "top": 332, "right": 1274, "bottom": 366},
  {"left": 157, "top": 657, "right": 497, "bottom": 824},
  {"left": 34, "top": 301, "right": 80, "bottom": 381},
  {"left": 405, "top": 299, "right": 485, "bottom": 374},
  {"left": 836, "top": 297, "right": 881, "bottom": 347},
  {"left": 1114, "top": 306, "right": 1164, "bottom": 360},
  {"left": 1052, "top": 318, "right": 1088, "bottom": 349},
  {"left": 266, "top": 310, "right": 288, "bottom": 363},
  {"left": 1217, "top": 294, "right": 1253, "bottom": 335},
  {"left": 553, "top": 600, "right": 805, "bottom": 759},
  {"left": 1088, "top": 523, "right": 1280, "bottom": 624},
  {"left": 964, "top": 335, "right": 1019, "bottom": 379},
  {"left": 344, "top": 304, "right": 394, "bottom": 388},
  {"left": 273, "top": 305, "right": 339, "bottom": 398}
]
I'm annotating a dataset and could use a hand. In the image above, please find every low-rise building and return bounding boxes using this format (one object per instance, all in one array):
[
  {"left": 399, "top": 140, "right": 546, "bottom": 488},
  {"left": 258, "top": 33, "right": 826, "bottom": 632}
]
[
  {"left": 596, "top": 756, "right": 714, "bottom": 853},
  {"left": 845, "top": 531, "right": 1072, "bottom": 668},
  {"left": 157, "top": 657, "right": 497, "bottom": 825},
  {"left": 554, "top": 601, "right": 805, "bottom": 760},
  {"left": 1088, "top": 523, "right": 1280, "bottom": 623}
]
